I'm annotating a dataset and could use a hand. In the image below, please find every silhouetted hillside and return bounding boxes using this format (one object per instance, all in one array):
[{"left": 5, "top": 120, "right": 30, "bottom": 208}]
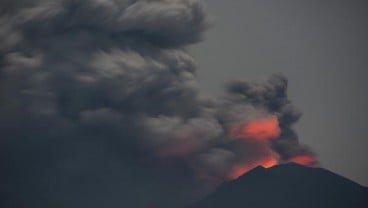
[{"left": 190, "top": 163, "right": 368, "bottom": 208}]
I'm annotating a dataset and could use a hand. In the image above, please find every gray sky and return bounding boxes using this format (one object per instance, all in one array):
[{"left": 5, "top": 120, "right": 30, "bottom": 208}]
[
  {"left": 3, "top": 1, "right": 367, "bottom": 207},
  {"left": 192, "top": 0, "right": 368, "bottom": 185}
]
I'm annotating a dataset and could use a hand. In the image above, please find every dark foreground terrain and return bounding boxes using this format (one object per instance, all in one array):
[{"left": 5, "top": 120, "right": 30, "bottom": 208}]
[{"left": 190, "top": 163, "right": 368, "bottom": 208}]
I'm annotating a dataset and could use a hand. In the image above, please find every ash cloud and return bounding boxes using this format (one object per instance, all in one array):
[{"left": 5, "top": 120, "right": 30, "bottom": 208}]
[{"left": 0, "top": 0, "right": 315, "bottom": 207}]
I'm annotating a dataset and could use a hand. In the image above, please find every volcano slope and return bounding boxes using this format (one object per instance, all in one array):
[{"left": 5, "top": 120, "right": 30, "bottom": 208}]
[{"left": 190, "top": 163, "right": 368, "bottom": 208}]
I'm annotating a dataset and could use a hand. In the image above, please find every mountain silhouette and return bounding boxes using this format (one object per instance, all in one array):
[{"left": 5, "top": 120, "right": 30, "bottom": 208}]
[{"left": 190, "top": 163, "right": 368, "bottom": 208}]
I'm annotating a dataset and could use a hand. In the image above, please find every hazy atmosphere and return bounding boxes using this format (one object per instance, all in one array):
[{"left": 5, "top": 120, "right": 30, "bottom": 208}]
[
  {"left": 0, "top": 0, "right": 367, "bottom": 207},
  {"left": 192, "top": 0, "right": 368, "bottom": 186}
]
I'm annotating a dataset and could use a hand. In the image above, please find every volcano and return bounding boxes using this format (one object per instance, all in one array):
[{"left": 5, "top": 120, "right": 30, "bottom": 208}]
[{"left": 190, "top": 163, "right": 368, "bottom": 208}]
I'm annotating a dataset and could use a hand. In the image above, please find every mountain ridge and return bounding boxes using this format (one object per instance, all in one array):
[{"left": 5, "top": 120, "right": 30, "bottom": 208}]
[{"left": 189, "top": 163, "right": 368, "bottom": 208}]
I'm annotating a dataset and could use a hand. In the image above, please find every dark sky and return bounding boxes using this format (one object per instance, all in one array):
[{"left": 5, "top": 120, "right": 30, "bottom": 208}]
[
  {"left": 1, "top": 1, "right": 367, "bottom": 207},
  {"left": 192, "top": 0, "right": 368, "bottom": 185},
  {"left": 1, "top": 1, "right": 318, "bottom": 207}
]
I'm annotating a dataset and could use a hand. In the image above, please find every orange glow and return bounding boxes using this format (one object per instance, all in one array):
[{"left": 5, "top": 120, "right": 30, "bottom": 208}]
[
  {"left": 228, "top": 157, "right": 278, "bottom": 180},
  {"left": 230, "top": 116, "right": 281, "bottom": 141},
  {"left": 287, "top": 155, "right": 316, "bottom": 166}
]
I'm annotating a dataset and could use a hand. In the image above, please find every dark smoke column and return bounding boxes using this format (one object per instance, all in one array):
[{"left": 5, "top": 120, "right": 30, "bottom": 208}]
[{"left": 0, "top": 0, "right": 315, "bottom": 207}]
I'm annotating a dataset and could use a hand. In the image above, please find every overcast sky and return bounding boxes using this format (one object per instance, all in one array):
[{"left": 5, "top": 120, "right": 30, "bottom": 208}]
[{"left": 192, "top": 0, "right": 368, "bottom": 185}]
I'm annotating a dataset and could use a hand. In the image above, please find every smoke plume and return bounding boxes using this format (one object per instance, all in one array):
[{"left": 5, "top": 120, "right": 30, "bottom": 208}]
[{"left": 0, "top": 0, "right": 316, "bottom": 207}]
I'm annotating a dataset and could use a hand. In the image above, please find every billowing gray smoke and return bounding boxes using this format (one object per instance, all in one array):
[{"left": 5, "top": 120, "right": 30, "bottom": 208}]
[{"left": 0, "top": 0, "right": 316, "bottom": 207}]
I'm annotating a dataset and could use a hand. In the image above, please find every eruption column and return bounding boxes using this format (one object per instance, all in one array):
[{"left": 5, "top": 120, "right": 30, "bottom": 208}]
[{"left": 230, "top": 116, "right": 281, "bottom": 141}]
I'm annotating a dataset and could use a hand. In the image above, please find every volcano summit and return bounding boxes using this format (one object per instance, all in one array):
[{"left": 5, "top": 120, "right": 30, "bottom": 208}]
[{"left": 190, "top": 163, "right": 368, "bottom": 208}]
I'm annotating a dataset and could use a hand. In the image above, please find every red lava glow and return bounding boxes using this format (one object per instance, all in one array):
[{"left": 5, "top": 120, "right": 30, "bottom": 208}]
[
  {"left": 228, "top": 157, "right": 278, "bottom": 180},
  {"left": 230, "top": 116, "right": 281, "bottom": 141},
  {"left": 287, "top": 155, "right": 317, "bottom": 166}
]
